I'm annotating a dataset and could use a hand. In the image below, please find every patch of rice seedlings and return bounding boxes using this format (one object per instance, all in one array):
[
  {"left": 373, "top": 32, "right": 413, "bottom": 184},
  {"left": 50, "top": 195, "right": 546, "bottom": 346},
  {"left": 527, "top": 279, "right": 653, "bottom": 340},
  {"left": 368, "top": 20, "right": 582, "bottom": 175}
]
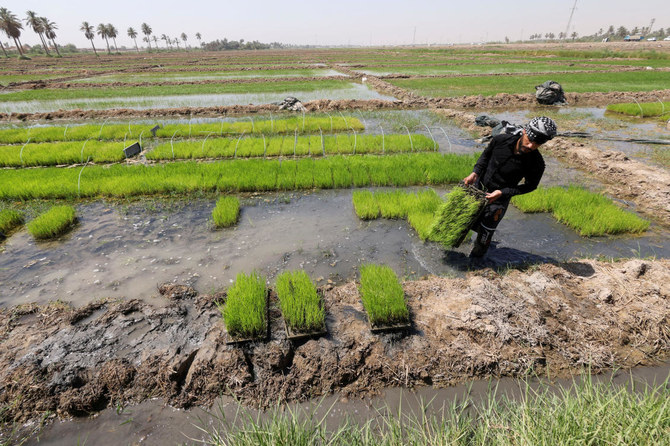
[
  {"left": 148, "top": 134, "right": 434, "bottom": 161},
  {"left": 352, "top": 190, "right": 379, "bottom": 220},
  {"left": 429, "top": 186, "right": 485, "bottom": 248},
  {"left": 0, "top": 141, "right": 127, "bottom": 167},
  {"left": 0, "top": 209, "right": 24, "bottom": 234},
  {"left": 407, "top": 212, "right": 436, "bottom": 240},
  {"left": 276, "top": 160, "right": 297, "bottom": 190},
  {"left": 27, "top": 205, "right": 77, "bottom": 240},
  {"left": 218, "top": 271, "right": 267, "bottom": 340},
  {"left": 0, "top": 117, "right": 364, "bottom": 145},
  {"left": 212, "top": 196, "right": 240, "bottom": 228},
  {"left": 294, "top": 158, "right": 314, "bottom": 189},
  {"left": 376, "top": 190, "right": 407, "bottom": 219},
  {"left": 0, "top": 153, "right": 475, "bottom": 200},
  {"left": 607, "top": 101, "right": 670, "bottom": 119},
  {"left": 276, "top": 270, "right": 325, "bottom": 334},
  {"left": 512, "top": 186, "right": 650, "bottom": 236},
  {"left": 358, "top": 264, "right": 409, "bottom": 327}
]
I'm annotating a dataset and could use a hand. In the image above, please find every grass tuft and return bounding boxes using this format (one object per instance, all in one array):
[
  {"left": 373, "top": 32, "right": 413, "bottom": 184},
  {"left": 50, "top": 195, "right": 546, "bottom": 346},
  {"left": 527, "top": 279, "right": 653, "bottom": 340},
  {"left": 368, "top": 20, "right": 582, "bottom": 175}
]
[
  {"left": 276, "top": 270, "right": 325, "bottom": 333},
  {"left": 219, "top": 272, "right": 267, "bottom": 340},
  {"left": 359, "top": 264, "right": 409, "bottom": 327},
  {"left": 512, "top": 186, "right": 650, "bottom": 236},
  {"left": 27, "top": 205, "right": 77, "bottom": 240},
  {"left": 212, "top": 196, "right": 240, "bottom": 228}
]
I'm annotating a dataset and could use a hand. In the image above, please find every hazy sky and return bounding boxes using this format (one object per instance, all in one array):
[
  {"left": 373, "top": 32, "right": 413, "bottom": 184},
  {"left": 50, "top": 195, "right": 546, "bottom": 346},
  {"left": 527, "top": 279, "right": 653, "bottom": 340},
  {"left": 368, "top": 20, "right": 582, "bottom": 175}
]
[{"left": 4, "top": 0, "right": 669, "bottom": 48}]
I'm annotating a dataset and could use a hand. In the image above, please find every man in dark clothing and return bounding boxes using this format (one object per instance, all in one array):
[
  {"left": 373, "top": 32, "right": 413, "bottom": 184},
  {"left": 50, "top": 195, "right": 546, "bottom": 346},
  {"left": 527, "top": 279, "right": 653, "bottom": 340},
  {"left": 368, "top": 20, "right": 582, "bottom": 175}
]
[{"left": 463, "top": 116, "right": 557, "bottom": 257}]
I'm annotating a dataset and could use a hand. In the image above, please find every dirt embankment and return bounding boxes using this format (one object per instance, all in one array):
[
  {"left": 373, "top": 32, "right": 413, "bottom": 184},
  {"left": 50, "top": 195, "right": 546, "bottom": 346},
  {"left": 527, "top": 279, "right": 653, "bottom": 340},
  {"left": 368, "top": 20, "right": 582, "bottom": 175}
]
[{"left": 1, "top": 259, "right": 668, "bottom": 424}]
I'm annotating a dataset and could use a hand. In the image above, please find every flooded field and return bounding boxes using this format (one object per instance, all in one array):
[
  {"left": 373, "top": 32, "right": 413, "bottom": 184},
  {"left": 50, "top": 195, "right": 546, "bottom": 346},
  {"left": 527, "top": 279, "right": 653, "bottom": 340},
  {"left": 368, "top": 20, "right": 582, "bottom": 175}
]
[
  {"left": 1, "top": 44, "right": 669, "bottom": 444},
  {"left": 0, "top": 83, "right": 395, "bottom": 114}
]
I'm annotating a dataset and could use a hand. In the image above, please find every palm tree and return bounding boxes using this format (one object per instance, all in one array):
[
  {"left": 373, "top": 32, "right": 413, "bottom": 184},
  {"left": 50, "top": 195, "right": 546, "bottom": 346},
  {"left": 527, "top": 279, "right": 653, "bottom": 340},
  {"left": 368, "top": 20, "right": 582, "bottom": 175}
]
[
  {"left": 41, "top": 17, "right": 60, "bottom": 57},
  {"left": 152, "top": 35, "right": 158, "bottom": 49},
  {"left": 127, "top": 27, "right": 139, "bottom": 52},
  {"left": 107, "top": 23, "right": 119, "bottom": 52},
  {"left": 195, "top": 32, "right": 202, "bottom": 48},
  {"left": 80, "top": 21, "right": 97, "bottom": 55},
  {"left": 0, "top": 41, "right": 8, "bottom": 57},
  {"left": 161, "top": 33, "right": 169, "bottom": 49},
  {"left": 0, "top": 8, "right": 26, "bottom": 57},
  {"left": 141, "top": 23, "right": 152, "bottom": 50},
  {"left": 25, "top": 10, "right": 49, "bottom": 55},
  {"left": 97, "top": 23, "right": 111, "bottom": 54},
  {"left": 180, "top": 32, "right": 187, "bottom": 49}
]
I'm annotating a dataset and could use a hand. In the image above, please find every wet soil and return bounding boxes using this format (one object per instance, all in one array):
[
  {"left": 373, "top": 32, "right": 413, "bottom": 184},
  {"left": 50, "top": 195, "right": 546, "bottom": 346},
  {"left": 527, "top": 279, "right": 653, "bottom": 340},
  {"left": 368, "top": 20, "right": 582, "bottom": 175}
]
[{"left": 0, "top": 258, "right": 668, "bottom": 427}]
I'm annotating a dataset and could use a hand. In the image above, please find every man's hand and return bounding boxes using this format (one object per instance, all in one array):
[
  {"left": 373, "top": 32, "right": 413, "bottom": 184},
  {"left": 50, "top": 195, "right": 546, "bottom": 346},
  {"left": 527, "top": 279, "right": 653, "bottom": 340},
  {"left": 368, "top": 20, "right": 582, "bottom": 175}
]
[
  {"left": 485, "top": 190, "right": 502, "bottom": 204},
  {"left": 463, "top": 172, "right": 478, "bottom": 186}
]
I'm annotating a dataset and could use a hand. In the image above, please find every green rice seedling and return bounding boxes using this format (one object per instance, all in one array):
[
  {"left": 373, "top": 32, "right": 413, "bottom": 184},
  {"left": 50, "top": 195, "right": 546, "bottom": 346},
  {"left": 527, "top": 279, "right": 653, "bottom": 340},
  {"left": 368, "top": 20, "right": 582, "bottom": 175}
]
[
  {"left": 407, "top": 212, "right": 436, "bottom": 240},
  {"left": 352, "top": 190, "right": 380, "bottom": 219},
  {"left": 429, "top": 186, "right": 485, "bottom": 248},
  {"left": 0, "top": 117, "right": 364, "bottom": 145},
  {"left": 0, "top": 153, "right": 475, "bottom": 201},
  {"left": 212, "top": 196, "right": 240, "bottom": 228},
  {"left": 276, "top": 270, "right": 325, "bottom": 333},
  {"left": 0, "top": 209, "right": 24, "bottom": 234},
  {"left": 27, "top": 205, "right": 77, "bottom": 240},
  {"left": 294, "top": 158, "right": 314, "bottom": 189},
  {"left": 512, "top": 186, "right": 650, "bottom": 236},
  {"left": 607, "top": 101, "right": 670, "bottom": 118},
  {"left": 376, "top": 190, "right": 407, "bottom": 219},
  {"left": 358, "top": 264, "right": 409, "bottom": 327},
  {"left": 276, "top": 160, "right": 297, "bottom": 190},
  {"left": 219, "top": 271, "right": 267, "bottom": 340},
  {"left": 0, "top": 140, "right": 127, "bottom": 167}
]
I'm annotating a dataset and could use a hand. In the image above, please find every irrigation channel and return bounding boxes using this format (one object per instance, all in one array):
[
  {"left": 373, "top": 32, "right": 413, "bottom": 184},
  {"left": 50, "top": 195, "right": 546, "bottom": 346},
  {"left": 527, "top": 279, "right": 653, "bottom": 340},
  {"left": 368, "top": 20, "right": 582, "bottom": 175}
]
[{"left": 26, "top": 361, "right": 670, "bottom": 445}]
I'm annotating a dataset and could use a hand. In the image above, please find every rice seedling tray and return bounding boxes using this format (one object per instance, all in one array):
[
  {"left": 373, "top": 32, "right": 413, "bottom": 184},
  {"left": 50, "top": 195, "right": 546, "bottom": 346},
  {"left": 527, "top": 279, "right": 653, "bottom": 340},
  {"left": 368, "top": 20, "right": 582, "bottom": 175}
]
[
  {"left": 283, "top": 319, "right": 327, "bottom": 342},
  {"left": 224, "top": 288, "right": 270, "bottom": 346},
  {"left": 368, "top": 317, "right": 412, "bottom": 334}
]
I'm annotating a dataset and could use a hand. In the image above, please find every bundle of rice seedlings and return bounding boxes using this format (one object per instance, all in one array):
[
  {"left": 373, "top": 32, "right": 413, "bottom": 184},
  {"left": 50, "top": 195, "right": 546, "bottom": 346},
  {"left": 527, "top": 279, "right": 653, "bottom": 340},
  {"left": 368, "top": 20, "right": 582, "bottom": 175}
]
[
  {"left": 276, "top": 270, "right": 325, "bottom": 334},
  {"left": 359, "top": 264, "right": 409, "bottom": 327},
  {"left": 428, "top": 185, "right": 486, "bottom": 248},
  {"left": 27, "top": 205, "right": 77, "bottom": 240},
  {"left": 219, "top": 272, "right": 267, "bottom": 340},
  {"left": 0, "top": 209, "right": 24, "bottom": 234},
  {"left": 212, "top": 196, "right": 240, "bottom": 228}
]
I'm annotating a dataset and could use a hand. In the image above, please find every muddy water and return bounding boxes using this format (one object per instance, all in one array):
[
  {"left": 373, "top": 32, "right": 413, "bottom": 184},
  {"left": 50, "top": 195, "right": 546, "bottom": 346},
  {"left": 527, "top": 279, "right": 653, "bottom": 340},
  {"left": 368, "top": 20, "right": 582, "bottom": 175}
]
[
  {"left": 29, "top": 361, "right": 670, "bottom": 446},
  {"left": 2, "top": 187, "right": 668, "bottom": 308},
  {"left": 0, "top": 84, "right": 396, "bottom": 114}
]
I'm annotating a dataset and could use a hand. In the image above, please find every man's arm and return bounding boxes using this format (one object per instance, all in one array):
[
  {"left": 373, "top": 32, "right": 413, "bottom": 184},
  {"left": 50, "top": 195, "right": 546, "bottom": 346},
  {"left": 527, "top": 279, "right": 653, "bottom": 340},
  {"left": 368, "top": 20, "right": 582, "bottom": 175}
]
[
  {"left": 500, "top": 155, "right": 545, "bottom": 198},
  {"left": 464, "top": 137, "right": 496, "bottom": 185}
]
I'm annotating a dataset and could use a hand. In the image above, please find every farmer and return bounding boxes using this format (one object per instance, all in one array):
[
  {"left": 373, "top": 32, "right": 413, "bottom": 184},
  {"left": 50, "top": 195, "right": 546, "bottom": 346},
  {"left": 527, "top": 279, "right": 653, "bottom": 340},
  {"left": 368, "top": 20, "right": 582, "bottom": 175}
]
[{"left": 462, "top": 116, "right": 557, "bottom": 257}]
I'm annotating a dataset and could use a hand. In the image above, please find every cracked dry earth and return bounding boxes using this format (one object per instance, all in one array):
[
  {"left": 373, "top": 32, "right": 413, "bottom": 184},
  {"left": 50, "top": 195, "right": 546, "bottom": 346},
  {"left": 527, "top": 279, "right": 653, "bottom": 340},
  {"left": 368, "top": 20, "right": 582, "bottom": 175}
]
[{"left": 0, "top": 259, "right": 668, "bottom": 425}]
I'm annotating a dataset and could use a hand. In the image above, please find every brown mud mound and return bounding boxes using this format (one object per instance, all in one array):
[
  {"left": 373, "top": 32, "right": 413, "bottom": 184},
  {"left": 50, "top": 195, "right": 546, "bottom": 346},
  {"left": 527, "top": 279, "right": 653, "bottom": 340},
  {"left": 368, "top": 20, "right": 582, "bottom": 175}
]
[{"left": 0, "top": 259, "right": 668, "bottom": 425}]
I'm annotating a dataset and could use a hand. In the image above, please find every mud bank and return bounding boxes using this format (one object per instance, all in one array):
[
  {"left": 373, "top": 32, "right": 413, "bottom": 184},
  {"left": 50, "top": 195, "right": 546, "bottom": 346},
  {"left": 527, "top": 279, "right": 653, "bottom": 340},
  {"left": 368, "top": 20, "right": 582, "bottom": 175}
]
[{"left": 1, "top": 259, "right": 668, "bottom": 425}]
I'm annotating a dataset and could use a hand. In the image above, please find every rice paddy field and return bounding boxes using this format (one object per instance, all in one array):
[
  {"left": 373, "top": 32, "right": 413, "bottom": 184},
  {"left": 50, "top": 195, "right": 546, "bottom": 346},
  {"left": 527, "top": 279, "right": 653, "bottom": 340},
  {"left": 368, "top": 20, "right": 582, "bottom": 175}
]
[{"left": 1, "top": 43, "right": 669, "bottom": 444}]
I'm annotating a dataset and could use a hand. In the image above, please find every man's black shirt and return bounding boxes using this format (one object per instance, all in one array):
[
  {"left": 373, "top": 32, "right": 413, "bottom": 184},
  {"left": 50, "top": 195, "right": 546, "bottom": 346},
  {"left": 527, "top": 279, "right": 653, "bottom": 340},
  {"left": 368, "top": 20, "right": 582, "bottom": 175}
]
[{"left": 473, "top": 133, "right": 545, "bottom": 199}]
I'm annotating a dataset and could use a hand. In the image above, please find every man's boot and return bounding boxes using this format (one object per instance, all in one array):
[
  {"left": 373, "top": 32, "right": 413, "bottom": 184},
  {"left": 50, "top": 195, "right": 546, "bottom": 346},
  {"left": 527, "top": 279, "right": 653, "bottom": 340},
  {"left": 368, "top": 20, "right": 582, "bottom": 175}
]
[{"left": 470, "top": 227, "right": 494, "bottom": 258}]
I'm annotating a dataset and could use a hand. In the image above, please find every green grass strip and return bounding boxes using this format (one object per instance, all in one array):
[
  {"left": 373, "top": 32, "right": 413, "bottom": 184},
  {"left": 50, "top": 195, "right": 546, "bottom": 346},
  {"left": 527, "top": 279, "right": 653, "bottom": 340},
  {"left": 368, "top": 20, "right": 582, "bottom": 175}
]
[
  {"left": 276, "top": 270, "right": 325, "bottom": 333},
  {"left": 219, "top": 272, "right": 267, "bottom": 340},
  {"left": 212, "top": 196, "right": 240, "bottom": 228},
  {"left": 512, "top": 186, "right": 650, "bottom": 236},
  {"left": 359, "top": 264, "right": 409, "bottom": 327},
  {"left": 0, "top": 117, "right": 364, "bottom": 144},
  {"left": 148, "top": 134, "right": 434, "bottom": 161},
  {"left": 0, "top": 79, "right": 353, "bottom": 102},
  {"left": 0, "top": 209, "right": 24, "bottom": 234},
  {"left": 429, "top": 186, "right": 484, "bottom": 248},
  {"left": 27, "top": 205, "right": 77, "bottom": 240},
  {"left": 0, "top": 153, "right": 477, "bottom": 201},
  {"left": 607, "top": 101, "right": 670, "bottom": 119}
]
